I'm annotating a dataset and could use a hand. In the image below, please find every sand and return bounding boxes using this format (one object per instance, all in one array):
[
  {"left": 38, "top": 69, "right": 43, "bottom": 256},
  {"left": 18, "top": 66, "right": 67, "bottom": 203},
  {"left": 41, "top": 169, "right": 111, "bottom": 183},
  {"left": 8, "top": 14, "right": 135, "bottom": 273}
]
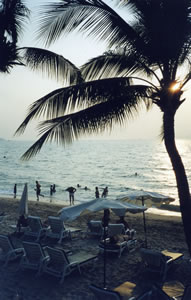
[{"left": 0, "top": 197, "right": 190, "bottom": 300}]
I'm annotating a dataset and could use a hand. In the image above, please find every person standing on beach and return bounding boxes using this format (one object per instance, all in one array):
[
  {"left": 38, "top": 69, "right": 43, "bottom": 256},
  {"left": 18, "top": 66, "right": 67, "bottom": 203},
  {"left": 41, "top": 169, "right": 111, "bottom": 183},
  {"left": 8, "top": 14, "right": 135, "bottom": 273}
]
[
  {"left": 66, "top": 186, "right": 76, "bottom": 205},
  {"left": 95, "top": 187, "right": 100, "bottom": 198},
  {"left": 35, "top": 181, "right": 44, "bottom": 201},
  {"left": 50, "top": 185, "right": 53, "bottom": 196},
  {"left": 52, "top": 184, "right": 56, "bottom": 193},
  {"left": 102, "top": 186, "right": 108, "bottom": 198},
  {"left": 13, "top": 184, "right": 17, "bottom": 198}
]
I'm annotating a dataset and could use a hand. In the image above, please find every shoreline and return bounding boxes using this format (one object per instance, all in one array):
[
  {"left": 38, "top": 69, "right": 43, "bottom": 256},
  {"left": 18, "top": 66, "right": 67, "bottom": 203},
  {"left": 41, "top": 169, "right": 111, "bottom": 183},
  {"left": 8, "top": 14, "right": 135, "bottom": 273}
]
[{"left": 0, "top": 194, "right": 181, "bottom": 217}]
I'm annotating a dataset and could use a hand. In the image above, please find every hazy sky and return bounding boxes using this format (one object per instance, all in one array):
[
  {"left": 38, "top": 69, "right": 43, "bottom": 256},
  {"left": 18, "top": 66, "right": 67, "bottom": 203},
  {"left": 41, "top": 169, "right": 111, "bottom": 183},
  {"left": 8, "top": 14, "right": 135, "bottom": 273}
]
[{"left": 0, "top": 0, "right": 190, "bottom": 142}]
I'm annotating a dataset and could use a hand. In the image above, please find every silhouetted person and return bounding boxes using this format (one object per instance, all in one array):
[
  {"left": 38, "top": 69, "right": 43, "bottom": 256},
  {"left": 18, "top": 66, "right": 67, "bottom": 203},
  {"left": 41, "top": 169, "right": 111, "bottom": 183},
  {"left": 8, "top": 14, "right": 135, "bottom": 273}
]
[
  {"left": 116, "top": 216, "right": 130, "bottom": 231},
  {"left": 35, "top": 181, "right": 44, "bottom": 201},
  {"left": 50, "top": 185, "right": 53, "bottom": 196},
  {"left": 84, "top": 186, "right": 90, "bottom": 190},
  {"left": 13, "top": 184, "right": 17, "bottom": 198},
  {"left": 95, "top": 187, "right": 100, "bottom": 198},
  {"left": 52, "top": 184, "right": 56, "bottom": 193},
  {"left": 102, "top": 186, "right": 108, "bottom": 197},
  {"left": 102, "top": 209, "right": 110, "bottom": 227},
  {"left": 17, "top": 215, "right": 28, "bottom": 233},
  {"left": 66, "top": 186, "right": 76, "bottom": 205}
]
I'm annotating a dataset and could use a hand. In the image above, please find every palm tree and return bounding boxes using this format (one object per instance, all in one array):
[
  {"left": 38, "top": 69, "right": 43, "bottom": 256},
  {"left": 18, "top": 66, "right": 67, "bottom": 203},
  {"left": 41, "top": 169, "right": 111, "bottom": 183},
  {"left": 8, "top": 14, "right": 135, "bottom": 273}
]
[
  {"left": 0, "top": 0, "right": 29, "bottom": 73},
  {"left": 15, "top": 0, "right": 191, "bottom": 255}
]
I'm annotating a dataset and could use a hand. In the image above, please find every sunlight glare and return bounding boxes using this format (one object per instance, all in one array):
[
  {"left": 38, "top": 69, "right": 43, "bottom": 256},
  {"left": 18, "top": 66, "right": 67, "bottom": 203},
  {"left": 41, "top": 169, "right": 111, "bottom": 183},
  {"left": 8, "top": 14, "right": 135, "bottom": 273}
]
[{"left": 170, "top": 82, "right": 181, "bottom": 92}]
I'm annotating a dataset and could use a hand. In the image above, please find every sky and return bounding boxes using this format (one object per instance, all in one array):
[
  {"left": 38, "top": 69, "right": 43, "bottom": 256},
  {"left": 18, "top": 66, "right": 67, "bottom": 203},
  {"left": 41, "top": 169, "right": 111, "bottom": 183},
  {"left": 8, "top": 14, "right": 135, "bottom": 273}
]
[{"left": 0, "top": 0, "right": 191, "bottom": 142}]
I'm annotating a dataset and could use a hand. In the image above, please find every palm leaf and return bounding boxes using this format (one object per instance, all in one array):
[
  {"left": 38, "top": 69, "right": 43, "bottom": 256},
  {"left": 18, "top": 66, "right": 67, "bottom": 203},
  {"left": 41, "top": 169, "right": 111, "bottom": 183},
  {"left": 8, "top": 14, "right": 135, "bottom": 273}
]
[
  {"left": 81, "top": 50, "right": 160, "bottom": 81},
  {"left": 37, "top": 0, "right": 139, "bottom": 49},
  {"left": 20, "top": 83, "right": 152, "bottom": 160},
  {"left": 15, "top": 77, "right": 152, "bottom": 136},
  {"left": 19, "top": 47, "right": 83, "bottom": 85}
]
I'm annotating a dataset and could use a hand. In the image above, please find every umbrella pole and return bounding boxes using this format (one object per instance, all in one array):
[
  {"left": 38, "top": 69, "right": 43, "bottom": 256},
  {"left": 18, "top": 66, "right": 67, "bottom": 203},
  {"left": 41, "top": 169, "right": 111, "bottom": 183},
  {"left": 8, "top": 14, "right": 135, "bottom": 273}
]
[
  {"left": 103, "top": 223, "right": 106, "bottom": 288},
  {"left": 142, "top": 197, "right": 148, "bottom": 248},
  {"left": 103, "top": 209, "right": 107, "bottom": 288}
]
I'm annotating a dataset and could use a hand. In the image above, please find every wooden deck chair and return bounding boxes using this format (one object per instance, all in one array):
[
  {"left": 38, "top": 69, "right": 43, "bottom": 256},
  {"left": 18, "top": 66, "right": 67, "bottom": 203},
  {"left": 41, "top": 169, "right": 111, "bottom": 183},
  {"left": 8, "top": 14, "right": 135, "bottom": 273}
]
[
  {"left": 20, "top": 241, "right": 49, "bottom": 275},
  {"left": 89, "top": 284, "right": 122, "bottom": 300},
  {"left": 24, "top": 216, "right": 47, "bottom": 241},
  {"left": 140, "top": 248, "right": 183, "bottom": 282},
  {"left": 44, "top": 246, "right": 97, "bottom": 283},
  {"left": 87, "top": 220, "right": 104, "bottom": 238},
  {"left": 46, "top": 216, "right": 71, "bottom": 243},
  {"left": 0, "top": 234, "right": 24, "bottom": 266}
]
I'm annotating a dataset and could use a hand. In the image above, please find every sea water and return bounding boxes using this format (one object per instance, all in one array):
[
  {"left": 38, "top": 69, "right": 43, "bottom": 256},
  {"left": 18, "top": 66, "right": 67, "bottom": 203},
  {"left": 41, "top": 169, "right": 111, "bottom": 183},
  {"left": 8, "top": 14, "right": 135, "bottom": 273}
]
[{"left": 0, "top": 138, "right": 191, "bottom": 215}]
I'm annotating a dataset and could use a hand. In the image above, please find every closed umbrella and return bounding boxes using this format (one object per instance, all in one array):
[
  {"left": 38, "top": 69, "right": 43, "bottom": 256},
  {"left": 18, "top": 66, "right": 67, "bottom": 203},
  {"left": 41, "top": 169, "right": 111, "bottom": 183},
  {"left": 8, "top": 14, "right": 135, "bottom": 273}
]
[
  {"left": 18, "top": 183, "right": 28, "bottom": 216},
  {"left": 60, "top": 198, "right": 147, "bottom": 288}
]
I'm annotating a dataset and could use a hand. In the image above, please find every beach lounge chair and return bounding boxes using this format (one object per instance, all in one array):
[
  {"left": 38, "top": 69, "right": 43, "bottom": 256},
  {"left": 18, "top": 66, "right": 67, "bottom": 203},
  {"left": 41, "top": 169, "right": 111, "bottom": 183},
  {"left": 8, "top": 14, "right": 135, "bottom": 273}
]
[
  {"left": 89, "top": 284, "right": 122, "bottom": 299},
  {"left": 140, "top": 248, "right": 183, "bottom": 282},
  {"left": 0, "top": 234, "right": 24, "bottom": 266},
  {"left": 24, "top": 216, "right": 48, "bottom": 241},
  {"left": 87, "top": 220, "right": 104, "bottom": 238},
  {"left": 99, "top": 237, "right": 134, "bottom": 258},
  {"left": 136, "top": 288, "right": 172, "bottom": 300},
  {"left": 46, "top": 216, "right": 71, "bottom": 243},
  {"left": 181, "top": 285, "right": 191, "bottom": 300},
  {"left": 107, "top": 223, "right": 126, "bottom": 237},
  {"left": 20, "top": 241, "right": 49, "bottom": 275},
  {"left": 44, "top": 246, "right": 98, "bottom": 283}
]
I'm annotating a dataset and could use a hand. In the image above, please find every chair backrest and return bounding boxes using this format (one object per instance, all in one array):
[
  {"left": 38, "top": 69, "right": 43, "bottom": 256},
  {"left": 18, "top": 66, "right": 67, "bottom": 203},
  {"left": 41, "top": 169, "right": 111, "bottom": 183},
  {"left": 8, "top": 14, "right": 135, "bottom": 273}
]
[
  {"left": 46, "top": 246, "right": 69, "bottom": 268},
  {"left": 108, "top": 224, "right": 126, "bottom": 237},
  {"left": 140, "top": 248, "right": 163, "bottom": 268},
  {"left": 182, "top": 285, "right": 191, "bottom": 300},
  {"left": 89, "top": 284, "right": 122, "bottom": 300},
  {"left": 0, "top": 234, "right": 14, "bottom": 254},
  {"left": 22, "top": 241, "right": 45, "bottom": 263},
  {"left": 48, "top": 216, "right": 64, "bottom": 234},
  {"left": 88, "top": 221, "right": 103, "bottom": 235},
  {"left": 27, "top": 216, "right": 43, "bottom": 233}
]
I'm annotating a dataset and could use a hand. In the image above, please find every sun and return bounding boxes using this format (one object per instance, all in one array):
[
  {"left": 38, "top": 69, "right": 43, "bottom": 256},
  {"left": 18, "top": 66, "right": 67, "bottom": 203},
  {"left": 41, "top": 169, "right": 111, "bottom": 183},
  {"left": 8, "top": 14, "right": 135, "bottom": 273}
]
[{"left": 170, "top": 82, "right": 181, "bottom": 92}]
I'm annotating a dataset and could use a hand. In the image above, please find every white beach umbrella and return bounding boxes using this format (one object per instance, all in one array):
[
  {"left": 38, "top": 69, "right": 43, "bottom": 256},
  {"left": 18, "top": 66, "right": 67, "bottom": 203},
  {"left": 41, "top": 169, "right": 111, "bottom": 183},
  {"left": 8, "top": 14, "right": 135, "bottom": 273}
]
[
  {"left": 118, "top": 188, "right": 175, "bottom": 208},
  {"left": 59, "top": 198, "right": 147, "bottom": 221},
  {"left": 60, "top": 197, "right": 147, "bottom": 288},
  {"left": 18, "top": 183, "right": 28, "bottom": 216},
  {"left": 117, "top": 188, "right": 175, "bottom": 248}
]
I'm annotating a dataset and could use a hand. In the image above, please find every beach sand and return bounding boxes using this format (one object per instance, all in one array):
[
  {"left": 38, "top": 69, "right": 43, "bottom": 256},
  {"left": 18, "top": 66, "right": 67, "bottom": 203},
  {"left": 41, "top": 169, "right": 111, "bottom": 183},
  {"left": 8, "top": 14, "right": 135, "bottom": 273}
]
[{"left": 0, "top": 197, "right": 190, "bottom": 300}]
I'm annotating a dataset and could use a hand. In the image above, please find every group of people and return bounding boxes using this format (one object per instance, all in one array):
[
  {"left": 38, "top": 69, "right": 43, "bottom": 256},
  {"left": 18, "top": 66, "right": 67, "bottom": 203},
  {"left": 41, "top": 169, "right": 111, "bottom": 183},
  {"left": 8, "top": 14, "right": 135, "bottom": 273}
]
[
  {"left": 50, "top": 184, "right": 56, "bottom": 196},
  {"left": 14, "top": 181, "right": 109, "bottom": 205},
  {"left": 95, "top": 186, "right": 108, "bottom": 198}
]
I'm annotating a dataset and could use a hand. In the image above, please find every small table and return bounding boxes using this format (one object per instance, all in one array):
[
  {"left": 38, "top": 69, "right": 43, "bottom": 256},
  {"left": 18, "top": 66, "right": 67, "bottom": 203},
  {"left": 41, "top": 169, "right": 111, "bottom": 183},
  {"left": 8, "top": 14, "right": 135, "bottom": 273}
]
[
  {"left": 162, "top": 250, "right": 183, "bottom": 261},
  {"left": 114, "top": 281, "right": 140, "bottom": 299},
  {"left": 66, "top": 227, "right": 82, "bottom": 239},
  {"left": 162, "top": 281, "right": 184, "bottom": 299}
]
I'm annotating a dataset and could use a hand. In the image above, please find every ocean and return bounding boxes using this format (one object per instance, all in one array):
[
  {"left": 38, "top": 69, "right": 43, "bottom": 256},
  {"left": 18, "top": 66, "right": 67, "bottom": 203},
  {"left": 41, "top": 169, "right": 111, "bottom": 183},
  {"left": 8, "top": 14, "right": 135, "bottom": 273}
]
[{"left": 1, "top": 138, "right": 191, "bottom": 216}]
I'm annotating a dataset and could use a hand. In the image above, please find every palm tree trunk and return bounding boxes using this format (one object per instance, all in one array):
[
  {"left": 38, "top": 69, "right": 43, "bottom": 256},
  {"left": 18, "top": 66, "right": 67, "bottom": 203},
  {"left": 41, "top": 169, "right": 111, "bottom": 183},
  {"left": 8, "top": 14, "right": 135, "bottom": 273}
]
[{"left": 163, "top": 110, "right": 191, "bottom": 257}]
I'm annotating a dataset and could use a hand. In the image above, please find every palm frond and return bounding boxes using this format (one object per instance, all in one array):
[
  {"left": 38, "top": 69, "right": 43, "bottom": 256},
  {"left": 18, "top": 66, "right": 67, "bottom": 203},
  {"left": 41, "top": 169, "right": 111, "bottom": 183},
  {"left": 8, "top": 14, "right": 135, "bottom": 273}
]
[
  {"left": 19, "top": 47, "right": 83, "bottom": 85},
  {"left": 36, "top": 0, "right": 138, "bottom": 48},
  {"left": 15, "top": 76, "right": 153, "bottom": 138},
  {"left": 129, "top": 0, "right": 191, "bottom": 64},
  {"left": 4, "top": 0, "right": 30, "bottom": 43},
  {"left": 21, "top": 83, "right": 153, "bottom": 160},
  {"left": 81, "top": 50, "right": 160, "bottom": 81}
]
